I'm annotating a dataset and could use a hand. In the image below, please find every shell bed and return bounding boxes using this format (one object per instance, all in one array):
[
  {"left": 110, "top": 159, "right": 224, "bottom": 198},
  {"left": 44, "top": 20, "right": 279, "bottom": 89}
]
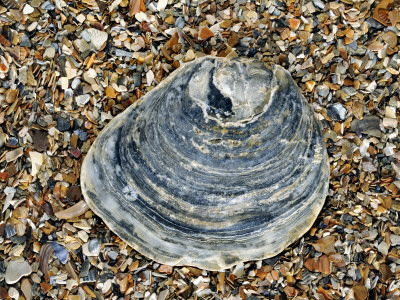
[{"left": 81, "top": 57, "right": 329, "bottom": 271}]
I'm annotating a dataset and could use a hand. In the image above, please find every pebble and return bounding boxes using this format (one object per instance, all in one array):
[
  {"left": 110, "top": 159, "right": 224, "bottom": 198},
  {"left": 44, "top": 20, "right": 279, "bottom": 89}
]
[
  {"left": 30, "top": 130, "right": 49, "bottom": 152},
  {"left": 88, "top": 238, "right": 101, "bottom": 254},
  {"left": 327, "top": 103, "right": 347, "bottom": 121},
  {"left": 22, "top": 4, "right": 35, "bottom": 14},
  {"left": 75, "top": 129, "right": 87, "bottom": 141},
  {"left": 57, "top": 116, "right": 71, "bottom": 132},
  {"left": 8, "top": 287, "right": 19, "bottom": 299},
  {"left": 5, "top": 260, "right": 32, "bottom": 284},
  {"left": 184, "top": 49, "right": 196, "bottom": 62},
  {"left": 41, "top": 1, "right": 55, "bottom": 9},
  {"left": 107, "top": 251, "right": 118, "bottom": 260},
  {"left": 82, "top": 239, "right": 101, "bottom": 257},
  {"left": 312, "top": 0, "right": 325, "bottom": 10},
  {"left": 174, "top": 17, "right": 185, "bottom": 28}
]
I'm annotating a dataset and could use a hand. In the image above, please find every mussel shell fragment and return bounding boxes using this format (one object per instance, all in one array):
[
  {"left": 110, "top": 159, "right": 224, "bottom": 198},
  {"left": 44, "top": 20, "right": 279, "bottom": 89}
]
[{"left": 81, "top": 57, "right": 329, "bottom": 270}]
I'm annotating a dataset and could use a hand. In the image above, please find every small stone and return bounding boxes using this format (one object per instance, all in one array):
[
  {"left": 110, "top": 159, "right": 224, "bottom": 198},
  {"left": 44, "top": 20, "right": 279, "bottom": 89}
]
[
  {"left": 75, "top": 129, "right": 87, "bottom": 141},
  {"left": 158, "top": 289, "right": 169, "bottom": 300},
  {"left": 30, "top": 130, "right": 49, "bottom": 152},
  {"left": 57, "top": 116, "right": 71, "bottom": 132},
  {"left": 43, "top": 47, "right": 56, "bottom": 60},
  {"left": 352, "top": 285, "right": 368, "bottom": 300},
  {"left": 40, "top": 282, "right": 52, "bottom": 293},
  {"left": 108, "top": 251, "right": 118, "bottom": 260},
  {"left": 0, "top": 132, "right": 6, "bottom": 148},
  {"left": 184, "top": 49, "right": 196, "bottom": 62},
  {"left": 20, "top": 35, "right": 32, "bottom": 47},
  {"left": 66, "top": 186, "right": 82, "bottom": 201},
  {"left": 82, "top": 239, "right": 101, "bottom": 256},
  {"left": 22, "top": 4, "right": 34, "bottom": 14},
  {"left": 200, "top": 27, "right": 214, "bottom": 40},
  {"left": 8, "top": 287, "right": 19, "bottom": 299},
  {"left": 30, "top": 0, "right": 42, "bottom": 7},
  {"left": 76, "top": 94, "right": 90, "bottom": 107},
  {"left": 88, "top": 238, "right": 101, "bottom": 254},
  {"left": 164, "top": 15, "right": 174, "bottom": 24},
  {"left": 327, "top": 103, "right": 347, "bottom": 121},
  {"left": 115, "top": 49, "right": 133, "bottom": 58},
  {"left": 312, "top": 0, "right": 325, "bottom": 9},
  {"left": 5, "top": 260, "right": 32, "bottom": 284},
  {"left": 174, "top": 16, "right": 185, "bottom": 28}
]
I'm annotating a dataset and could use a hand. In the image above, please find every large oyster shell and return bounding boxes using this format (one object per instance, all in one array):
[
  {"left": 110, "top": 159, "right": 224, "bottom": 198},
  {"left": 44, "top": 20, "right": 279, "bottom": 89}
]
[{"left": 81, "top": 57, "right": 329, "bottom": 270}]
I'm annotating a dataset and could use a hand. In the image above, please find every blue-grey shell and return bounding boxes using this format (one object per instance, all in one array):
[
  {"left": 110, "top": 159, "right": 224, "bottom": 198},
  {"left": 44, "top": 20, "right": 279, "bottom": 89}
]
[{"left": 81, "top": 57, "right": 329, "bottom": 270}]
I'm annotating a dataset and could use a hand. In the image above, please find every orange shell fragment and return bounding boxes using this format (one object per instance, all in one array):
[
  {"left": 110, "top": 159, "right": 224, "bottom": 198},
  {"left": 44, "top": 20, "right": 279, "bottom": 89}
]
[{"left": 373, "top": 0, "right": 394, "bottom": 26}]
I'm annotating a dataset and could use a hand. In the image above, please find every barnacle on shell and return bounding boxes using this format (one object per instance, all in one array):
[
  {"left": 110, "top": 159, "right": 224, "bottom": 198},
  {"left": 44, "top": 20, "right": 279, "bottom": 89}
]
[{"left": 81, "top": 57, "right": 329, "bottom": 270}]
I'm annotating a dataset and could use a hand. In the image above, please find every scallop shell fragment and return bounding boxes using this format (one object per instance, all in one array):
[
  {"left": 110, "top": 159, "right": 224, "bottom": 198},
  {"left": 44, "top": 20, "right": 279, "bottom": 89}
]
[
  {"left": 81, "top": 57, "right": 329, "bottom": 270},
  {"left": 86, "top": 28, "right": 108, "bottom": 51}
]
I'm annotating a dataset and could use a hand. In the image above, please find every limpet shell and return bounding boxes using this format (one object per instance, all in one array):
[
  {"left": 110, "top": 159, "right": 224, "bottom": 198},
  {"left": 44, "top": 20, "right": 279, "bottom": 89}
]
[{"left": 81, "top": 57, "right": 329, "bottom": 270}]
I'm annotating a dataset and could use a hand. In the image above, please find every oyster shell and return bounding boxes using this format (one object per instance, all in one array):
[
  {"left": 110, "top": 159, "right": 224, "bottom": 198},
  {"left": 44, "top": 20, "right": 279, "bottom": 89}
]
[{"left": 81, "top": 57, "right": 329, "bottom": 270}]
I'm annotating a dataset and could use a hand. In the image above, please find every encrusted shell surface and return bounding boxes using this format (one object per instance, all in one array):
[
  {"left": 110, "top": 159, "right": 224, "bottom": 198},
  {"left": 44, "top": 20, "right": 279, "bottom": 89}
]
[{"left": 81, "top": 57, "right": 329, "bottom": 270}]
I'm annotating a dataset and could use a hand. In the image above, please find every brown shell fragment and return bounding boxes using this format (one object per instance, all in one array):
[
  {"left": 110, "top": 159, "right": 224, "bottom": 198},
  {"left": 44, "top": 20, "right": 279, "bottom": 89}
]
[
  {"left": 39, "top": 243, "right": 54, "bottom": 280},
  {"left": 373, "top": 0, "right": 394, "bottom": 26}
]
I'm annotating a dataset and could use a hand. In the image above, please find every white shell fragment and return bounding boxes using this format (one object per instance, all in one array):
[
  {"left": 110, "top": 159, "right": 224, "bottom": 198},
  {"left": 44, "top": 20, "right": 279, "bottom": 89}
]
[
  {"left": 81, "top": 57, "right": 329, "bottom": 270},
  {"left": 86, "top": 28, "right": 108, "bottom": 51},
  {"left": 5, "top": 260, "right": 32, "bottom": 284}
]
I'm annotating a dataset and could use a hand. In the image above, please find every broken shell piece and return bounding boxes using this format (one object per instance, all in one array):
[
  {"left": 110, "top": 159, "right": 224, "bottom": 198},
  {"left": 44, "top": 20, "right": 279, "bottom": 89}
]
[
  {"left": 0, "top": 56, "right": 9, "bottom": 79},
  {"left": 86, "top": 28, "right": 108, "bottom": 51},
  {"left": 81, "top": 57, "right": 329, "bottom": 270},
  {"left": 373, "top": 0, "right": 394, "bottom": 26},
  {"left": 5, "top": 260, "right": 32, "bottom": 284}
]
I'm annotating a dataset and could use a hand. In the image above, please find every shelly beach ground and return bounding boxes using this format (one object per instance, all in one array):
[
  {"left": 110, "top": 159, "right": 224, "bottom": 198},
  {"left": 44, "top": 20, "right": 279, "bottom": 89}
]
[{"left": 1, "top": 0, "right": 400, "bottom": 298}]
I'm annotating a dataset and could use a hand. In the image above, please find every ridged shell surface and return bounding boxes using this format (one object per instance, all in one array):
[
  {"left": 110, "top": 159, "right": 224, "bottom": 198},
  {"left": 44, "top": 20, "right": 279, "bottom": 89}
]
[{"left": 81, "top": 57, "right": 329, "bottom": 270}]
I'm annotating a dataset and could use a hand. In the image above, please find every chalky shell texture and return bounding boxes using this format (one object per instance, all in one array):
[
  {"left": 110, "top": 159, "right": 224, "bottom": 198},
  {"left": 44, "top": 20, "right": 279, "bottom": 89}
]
[{"left": 81, "top": 57, "right": 329, "bottom": 270}]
